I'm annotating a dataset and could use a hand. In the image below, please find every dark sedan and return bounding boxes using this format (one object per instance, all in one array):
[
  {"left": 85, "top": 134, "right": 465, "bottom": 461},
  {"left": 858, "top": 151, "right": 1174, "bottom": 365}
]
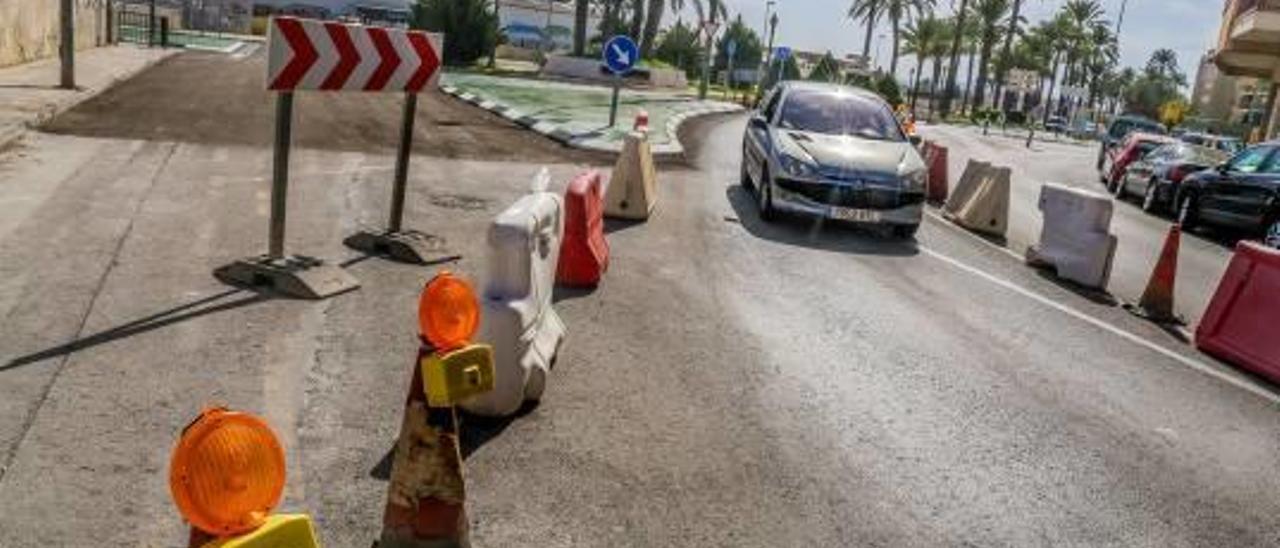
[
  {"left": 1175, "top": 142, "right": 1280, "bottom": 238},
  {"left": 1116, "top": 142, "right": 1227, "bottom": 214}
]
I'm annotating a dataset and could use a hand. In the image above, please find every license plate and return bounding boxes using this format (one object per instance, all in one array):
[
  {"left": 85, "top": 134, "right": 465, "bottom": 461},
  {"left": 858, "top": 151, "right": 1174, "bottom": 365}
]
[{"left": 831, "top": 207, "right": 881, "bottom": 223}]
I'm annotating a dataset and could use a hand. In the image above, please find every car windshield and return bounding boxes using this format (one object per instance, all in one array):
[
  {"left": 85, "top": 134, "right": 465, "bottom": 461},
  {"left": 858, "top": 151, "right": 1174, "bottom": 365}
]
[
  {"left": 1110, "top": 118, "right": 1165, "bottom": 139},
  {"left": 777, "top": 89, "right": 905, "bottom": 141},
  {"left": 1180, "top": 145, "right": 1229, "bottom": 165}
]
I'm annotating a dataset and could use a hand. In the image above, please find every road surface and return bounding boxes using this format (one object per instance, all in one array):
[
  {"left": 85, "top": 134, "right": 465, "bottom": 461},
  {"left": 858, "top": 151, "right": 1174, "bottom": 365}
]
[{"left": 2, "top": 51, "right": 1280, "bottom": 546}]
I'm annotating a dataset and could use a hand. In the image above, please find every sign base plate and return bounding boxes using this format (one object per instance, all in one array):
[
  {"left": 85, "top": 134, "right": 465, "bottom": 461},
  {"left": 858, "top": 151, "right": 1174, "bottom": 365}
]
[
  {"left": 214, "top": 254, "right": 360, "bottom": 299},
  {"left": 344, "top": 229, "right": 450, "bottom": 265}
]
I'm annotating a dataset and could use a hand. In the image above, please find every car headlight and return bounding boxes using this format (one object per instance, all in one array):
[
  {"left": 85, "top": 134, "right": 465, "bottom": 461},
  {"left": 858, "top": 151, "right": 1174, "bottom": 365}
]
[
  {"left": 778, "top": 151, "right": 819, "bottom": 178},
  {"left": 902, "top": 170, "right": 927, "bottom": 193}
]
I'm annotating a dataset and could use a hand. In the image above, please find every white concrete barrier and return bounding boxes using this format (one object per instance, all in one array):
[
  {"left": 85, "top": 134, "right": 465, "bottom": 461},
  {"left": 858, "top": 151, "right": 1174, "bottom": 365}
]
[
  {"left": 943, "top": 161, "right": 1009, "bottom": 238},
  {"left": 461, "top": 179, "right": 567, "bottom": 417},
  {"left": 1026, "top": 182, "right": 1118, "bottom": 289}
]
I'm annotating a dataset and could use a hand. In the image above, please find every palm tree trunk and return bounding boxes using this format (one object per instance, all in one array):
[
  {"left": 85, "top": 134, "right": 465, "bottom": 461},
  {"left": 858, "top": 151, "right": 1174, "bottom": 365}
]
[
  {"left": 640, "top": 0, "right": 664, "bottom": 58},
  {"left": 573, "top": 0, "right": 589, "bottom": 56},
  {"left": 1044, "top": 53, "right": 1061, "bottom": 124},
  {"left": 929, "top": 55, "right": 944, "bottom": 115},
  {"left": 889, "top": 10, "right": 901, "bottom": 76},
  {"left": 963, "top": 43, "right": 976, "bottom": 113},
  {"left": 629, "top": 0, "right": 645, "bottom": 39},
  {"left": 993, "top": 0, "right": 1022, "bottom": 106},
  {"left": 940, "top": 0, "right": 969, "bottom": 116},
  {"left": 974, "top": 31, "right": 996, "bottom": 110},
  {"left": 911, "top": 55, "right": 925, "bottom": 109},
  {"left": 861, "top": 2, "right": 878, "bottom": 58}
]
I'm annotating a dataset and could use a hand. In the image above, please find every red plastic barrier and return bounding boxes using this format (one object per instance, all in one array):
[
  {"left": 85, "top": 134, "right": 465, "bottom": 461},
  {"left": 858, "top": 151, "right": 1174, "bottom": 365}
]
[
  {"left": 556, "top": 171, "right": 610, "bottom": 287},
  {"left": 926, "top": 142, "right": 949, "bottom": 204},
  {"left": 1196, "top": 241, "right": 1280, "bottom": 382}
]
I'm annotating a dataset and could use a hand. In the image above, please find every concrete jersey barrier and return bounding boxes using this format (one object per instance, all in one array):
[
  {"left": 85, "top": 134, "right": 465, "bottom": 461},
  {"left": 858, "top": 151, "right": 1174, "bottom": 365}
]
[
  {"left": 461, "top": 188, "right": 567, "bottom": 417},
  {"left": 1025, "top": 183, "right": 1118, "bottom": 289},
  {"left": 944, "top": 160, "right": 1008, "bottom": 238}
]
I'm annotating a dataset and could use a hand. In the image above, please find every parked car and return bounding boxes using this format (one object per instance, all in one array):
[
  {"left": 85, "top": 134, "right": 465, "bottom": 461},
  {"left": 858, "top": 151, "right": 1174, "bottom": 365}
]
[
  {"left": 1068, "top": 120, "right": 1099, "bottom": 140},
  {"left": 741, "top": 81, "right": 927, "bottom": 238},
  {"left": 1097, "top": 114, "right": 1166, "bottom": 172},
  {"left": 1102, "top": 132, "right": 1176, "bottom": 191},
  {"left": 1045, "top": 116, "right": 1068, "bottom": 133},
  {"left": 1176, "top": 142, "right": 1280, "bottom": 238},
  {"left": 1179, "top": 132, "right": 1245, "bottom": 155},
  {"left": 1115, "top": 142, "right": 1227, "bottom": 214}
]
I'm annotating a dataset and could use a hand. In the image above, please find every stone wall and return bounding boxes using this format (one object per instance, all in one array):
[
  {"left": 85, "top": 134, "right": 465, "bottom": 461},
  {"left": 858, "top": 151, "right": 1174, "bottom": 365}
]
[{"left": 0, "top": 0, "right": 109, "bottom": 68}]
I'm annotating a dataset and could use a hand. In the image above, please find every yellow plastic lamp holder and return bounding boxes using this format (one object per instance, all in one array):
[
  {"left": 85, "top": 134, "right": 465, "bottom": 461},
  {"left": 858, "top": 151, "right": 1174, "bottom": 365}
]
[
  {"left": 418, "top": 271, "right": 480, "bottom": 351},
  {"left": 169, "top": 407, "right": 287, "bottom": 537}
]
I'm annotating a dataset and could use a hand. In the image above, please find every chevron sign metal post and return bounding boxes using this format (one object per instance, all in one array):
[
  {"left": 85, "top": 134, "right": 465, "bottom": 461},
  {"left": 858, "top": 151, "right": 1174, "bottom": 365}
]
[
  {"left": 266, "top": 17, "right": 443, "bottom": 92},
  {"left": 214, "top": 18, "right": 448, "bottom": 300}
]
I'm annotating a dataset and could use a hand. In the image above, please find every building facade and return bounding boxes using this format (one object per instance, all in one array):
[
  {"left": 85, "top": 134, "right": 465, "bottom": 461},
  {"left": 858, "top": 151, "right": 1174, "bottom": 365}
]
[
  {"left": 0, "top": 0, "right": 111, "bottom": 68},
  {"left": 1214, "top": 0, "right": 1280, "bottom": 139}
]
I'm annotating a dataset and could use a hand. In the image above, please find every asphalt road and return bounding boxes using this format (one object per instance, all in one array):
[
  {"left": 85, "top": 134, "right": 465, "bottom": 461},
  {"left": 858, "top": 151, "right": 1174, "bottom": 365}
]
[
  {"left": 3, "top": 52, "right": 1280, "bottom": 546},
  {"left": 917, "top": 124, "right": 1237, "bottom": 328}
]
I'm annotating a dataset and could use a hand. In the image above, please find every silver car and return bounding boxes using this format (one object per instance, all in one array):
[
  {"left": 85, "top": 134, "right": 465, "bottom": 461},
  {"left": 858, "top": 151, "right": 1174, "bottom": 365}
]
[{"left": 741, "top": 81, "right": 927, "bottom": 238}]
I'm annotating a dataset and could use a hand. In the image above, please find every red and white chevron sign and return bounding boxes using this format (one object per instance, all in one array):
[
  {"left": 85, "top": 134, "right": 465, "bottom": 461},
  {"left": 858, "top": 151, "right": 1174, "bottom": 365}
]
[{"left": 267, "top": 17, "right": 443, "bottom": 93}]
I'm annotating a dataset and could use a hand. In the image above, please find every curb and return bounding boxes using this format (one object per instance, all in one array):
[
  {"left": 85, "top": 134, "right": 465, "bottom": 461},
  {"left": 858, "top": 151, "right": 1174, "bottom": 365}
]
[
  {"left": 0, "top": 46, "right": 179, "bottom": 151},
  {"left": 440, "top": 83, "right": 743, "bottom": 161}
]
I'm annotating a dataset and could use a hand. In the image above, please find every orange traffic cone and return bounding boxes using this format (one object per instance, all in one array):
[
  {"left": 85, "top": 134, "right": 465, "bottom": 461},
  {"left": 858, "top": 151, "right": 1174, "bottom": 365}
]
[{"left": 1126, "top": 223, "right": 1182, "bottom": 324}]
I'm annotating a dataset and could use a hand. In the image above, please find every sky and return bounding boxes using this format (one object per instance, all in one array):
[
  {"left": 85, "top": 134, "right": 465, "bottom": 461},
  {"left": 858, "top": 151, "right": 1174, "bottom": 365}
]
[{"left": 677, "top": 0, "right": 1220, "bottom": 85}]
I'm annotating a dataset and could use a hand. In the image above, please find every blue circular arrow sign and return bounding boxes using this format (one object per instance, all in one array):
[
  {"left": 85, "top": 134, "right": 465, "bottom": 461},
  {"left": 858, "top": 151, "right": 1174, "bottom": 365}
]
[{"left": 603, "top": 35, "right": 639, "bottom": 75}]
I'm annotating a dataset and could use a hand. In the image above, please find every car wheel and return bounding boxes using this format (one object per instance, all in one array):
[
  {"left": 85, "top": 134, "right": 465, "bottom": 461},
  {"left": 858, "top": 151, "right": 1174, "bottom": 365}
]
[
  {"left": 1177, "top": 192, "right": 1198, "bottom": 230},
  {"left": 1096, "top": 147, "right": 1106, "bottom": 171},
  {"left": 757, "top": 167, "right": 777, "bottom": 222},
  {"left": 740, "top": 143, "right": 756, "bottom": 190},
  {"left": 1114, "top": 175, "right": 1129, "bottom": 198},
  {"left": 1142, "top": 181, "right": 1160, "bottom": 213},
  {"left": 891, "top": 224, "right": 919, "bottom": 239},
  {"left": 1107, "top": 172, "right": 1120, "bottom": 194}
]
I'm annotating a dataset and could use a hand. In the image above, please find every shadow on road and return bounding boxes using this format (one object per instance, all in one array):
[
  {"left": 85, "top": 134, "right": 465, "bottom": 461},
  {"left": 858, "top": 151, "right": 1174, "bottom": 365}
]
[
  {"left": 1, "top": 288, "right": 271, "bottom": 372},
  {"left": 725, "top": 185, "right": 920, "bottom": 257}
]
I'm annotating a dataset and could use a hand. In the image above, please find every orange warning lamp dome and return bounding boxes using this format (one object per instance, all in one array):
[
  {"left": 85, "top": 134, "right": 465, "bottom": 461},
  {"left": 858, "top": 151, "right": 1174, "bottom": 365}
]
[
  {"left": 418, "top": 271, "right": 480, "bottom": 351},
  {"left": 169, "top": 407, "right": 286, "bottom": 537}
]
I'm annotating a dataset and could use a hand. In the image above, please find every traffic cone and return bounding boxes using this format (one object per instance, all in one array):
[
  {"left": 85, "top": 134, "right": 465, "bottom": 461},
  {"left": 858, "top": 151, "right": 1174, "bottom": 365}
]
[
  {"left": 1126, "top": 223, "right": 1182, "bottom": 324},
  {"left": 633, "top": 110, "right": 649, "bottom": 133},
  {"left": 379, "top": 346, "right": 471, "bottom": 548}
]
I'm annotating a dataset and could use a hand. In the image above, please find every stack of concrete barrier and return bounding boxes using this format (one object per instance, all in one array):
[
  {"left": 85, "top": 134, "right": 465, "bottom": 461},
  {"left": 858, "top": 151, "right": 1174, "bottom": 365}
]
[
  {"left": 462, "top": 177, "right": 567, "bottom": 417},
  {"left": 943, "top": 160, "right": 1009, "bottom": 238},
  {"left": 1196, "top": 241, "right": 1280, "bottom": 383},
  {"left": 1025, "top": 183, "right": 1118, "bottom": 290},
  {"left": 605, "top": 131, "right": 658, "bottom": 220}
]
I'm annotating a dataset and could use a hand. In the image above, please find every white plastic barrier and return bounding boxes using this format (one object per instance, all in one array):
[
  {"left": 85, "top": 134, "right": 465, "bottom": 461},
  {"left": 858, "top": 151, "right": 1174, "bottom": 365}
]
[
  {"left": 1026, "top": 182, "right": 1118, "bottom": 289},
  {"left": 943, "top": 161, "right": 1009, "bottom": 238},
  {"left": 461, "top": 173, "right": 567, "bottom": 417}
]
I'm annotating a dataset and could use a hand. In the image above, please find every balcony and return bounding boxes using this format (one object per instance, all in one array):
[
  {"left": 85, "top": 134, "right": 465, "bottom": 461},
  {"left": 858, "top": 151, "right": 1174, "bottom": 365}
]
[{"left": 1216, "top": 0, "right": 1280, "bottom": 78}]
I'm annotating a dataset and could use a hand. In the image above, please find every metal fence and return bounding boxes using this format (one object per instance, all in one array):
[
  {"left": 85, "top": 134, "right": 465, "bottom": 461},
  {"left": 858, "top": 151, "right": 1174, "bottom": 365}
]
[{"left": 115, "top": 8, "right": 169, "bottom": 47}]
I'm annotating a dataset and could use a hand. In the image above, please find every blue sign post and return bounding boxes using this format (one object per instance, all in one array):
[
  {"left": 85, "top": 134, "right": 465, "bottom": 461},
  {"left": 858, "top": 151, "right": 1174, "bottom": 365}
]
[
  {"left": 773, "top": 46, "right": 791, "bottom": 84},
  {"left": 603, "top": 35, "right": 639, "bottom": 127}
]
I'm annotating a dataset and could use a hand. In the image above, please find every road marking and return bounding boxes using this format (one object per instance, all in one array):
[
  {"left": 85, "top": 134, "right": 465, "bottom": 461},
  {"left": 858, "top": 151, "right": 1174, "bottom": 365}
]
[
  {"left": 917, "top": 245, "right": 1280, "bottom": 404},
  {"left": 924, "top": 209, "right": 1025, "bottom": 262}
]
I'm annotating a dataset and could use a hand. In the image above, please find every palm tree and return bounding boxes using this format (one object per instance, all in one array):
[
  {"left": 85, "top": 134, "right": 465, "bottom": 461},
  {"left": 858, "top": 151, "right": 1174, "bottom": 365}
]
[
  {"left": 970, "top": 0, "right": 1010, "bottom": 110},
  {"left": 1041, "top": 13, "right": 1072, "bottom": 122},
  {"left": 629, "top": 0, "right": 645, "bottom": 39},
  {"left": 902, "top": 14, "right": 947, "bottom": 110},
  {"left": 848, "top": 0, "right": 880, "bottom": 59},
  {"left": 1083, "top": 22, "right": 1117, "bottom": 110},
  {"left": 883, "top": 0, "right": 935, "bottom": 77},
  {"left": 1147, "top": 48, "right": 1183, "bottom": 85},
  {"left": 640, "top": 0, "right": 666, "bottom": 57},
  {"left": 940, "top": 0, "right": 970, "bottom": 115},
  {"left": 992, "top": 0, "right": 1031, "bottom": 108},
  {"left": 690, "top": 0, "right": 728, "bottom": 99}
]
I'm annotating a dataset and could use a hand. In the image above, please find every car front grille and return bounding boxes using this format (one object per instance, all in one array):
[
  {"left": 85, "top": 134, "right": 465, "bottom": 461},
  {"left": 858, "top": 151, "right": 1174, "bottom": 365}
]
[{"left": 775, "top": 178, "right": 924, "bottom": 210}]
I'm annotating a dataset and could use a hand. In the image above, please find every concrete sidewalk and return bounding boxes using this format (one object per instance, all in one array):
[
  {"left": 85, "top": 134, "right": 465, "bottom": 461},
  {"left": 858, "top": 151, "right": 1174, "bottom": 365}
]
[{"left": 0, "top": 44, "right": 175, "bottom": 148}]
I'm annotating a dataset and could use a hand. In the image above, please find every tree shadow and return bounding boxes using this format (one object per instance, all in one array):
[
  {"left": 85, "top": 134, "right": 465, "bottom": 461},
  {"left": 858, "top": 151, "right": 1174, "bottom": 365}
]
[
  {"left": 1, "top": 288, "right": 271, "bottom": 372},
  {"left": 725, "top": 184, "right": 920, "bottom": 257}
]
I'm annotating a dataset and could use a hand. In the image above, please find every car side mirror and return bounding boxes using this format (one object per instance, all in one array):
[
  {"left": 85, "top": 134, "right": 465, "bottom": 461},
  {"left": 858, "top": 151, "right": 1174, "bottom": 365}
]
[
  {"left": 749, "top": 115, "right": 769, "bottom": 130},
  {"left": 908, "top": 135, "right": 923, "bottom": 146},
  {"left": 1217, "top": 163, "right": 1230, "bottom": 174}
]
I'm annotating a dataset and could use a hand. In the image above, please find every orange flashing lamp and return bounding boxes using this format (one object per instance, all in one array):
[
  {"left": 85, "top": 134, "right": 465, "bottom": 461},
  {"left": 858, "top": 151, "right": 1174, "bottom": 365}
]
[
  {"left": 169, "top": 407, "right": 287, "bottom": 538},
  {"left": 418, "top": 271, "right": 480, "bottom": 352}
]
